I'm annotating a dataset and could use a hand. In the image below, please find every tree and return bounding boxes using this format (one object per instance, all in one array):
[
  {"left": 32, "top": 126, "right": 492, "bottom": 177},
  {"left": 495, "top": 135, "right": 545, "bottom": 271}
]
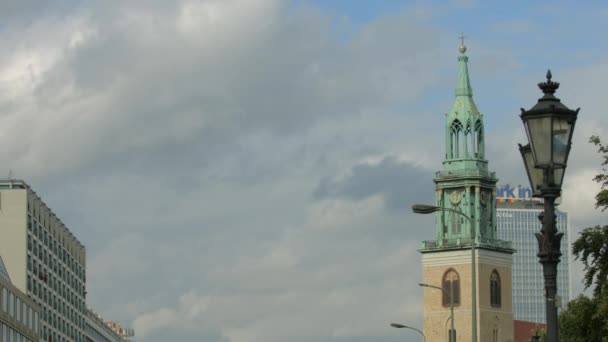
[
  {"left": 588, "top": 135, "right": 608, "bottom": 211},
  {"left": 571, "top": 136, "right": 608, "bottom": 296},
  {"left": 560, "top": 136, "right": 608, "bottom": 341},
  {"left": 559, "top": 294, "right": 607, "bottom": 341}
]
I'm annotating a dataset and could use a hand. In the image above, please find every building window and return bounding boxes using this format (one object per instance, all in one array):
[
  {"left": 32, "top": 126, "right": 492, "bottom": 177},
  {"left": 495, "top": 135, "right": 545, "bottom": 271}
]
[
  {"left": 9, "top": 292, "right": 14, "bottom": 317},
  {"left": 490, "top": 270, "right": 501, "bottom": 307},
  {"left": 492, "top": 328, "right": 499, "bottom": 342},
  {"left": 442, "top": 269, "right": 460, "bottom": 306},
  {"left": 2, "top": 288, "right": 6, "bottom": 312}
]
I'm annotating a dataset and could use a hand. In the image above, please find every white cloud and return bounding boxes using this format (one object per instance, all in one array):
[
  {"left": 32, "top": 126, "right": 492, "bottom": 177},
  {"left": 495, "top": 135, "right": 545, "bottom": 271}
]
[{"left": 2, "top": 1, "right": 607, "bottom": 342}]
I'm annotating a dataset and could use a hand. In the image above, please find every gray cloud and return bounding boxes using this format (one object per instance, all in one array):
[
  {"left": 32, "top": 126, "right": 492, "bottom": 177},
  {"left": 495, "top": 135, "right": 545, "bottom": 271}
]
[
  {"left": 1, "top": 1, "right": 604, "bottom": 341},
  {"left": 313, "top": 156, "right": 434, "bottom": 212}
]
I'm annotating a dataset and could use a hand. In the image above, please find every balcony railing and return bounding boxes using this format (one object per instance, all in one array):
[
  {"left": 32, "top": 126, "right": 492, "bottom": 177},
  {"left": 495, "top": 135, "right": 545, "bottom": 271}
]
[
  {"left": 435, "top": 169, "right": 496, "bottom": 178},
  {"left": 420, "top": 237, "right": 513, "bottom": 250}
]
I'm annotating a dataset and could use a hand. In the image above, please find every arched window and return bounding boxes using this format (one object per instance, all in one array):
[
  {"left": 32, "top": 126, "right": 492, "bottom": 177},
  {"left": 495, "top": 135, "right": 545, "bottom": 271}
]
[
  {"left": 490, "top": 270, "right": 501, "bottom": 307},
  {"left": 450, "top": 120, "right": 463, "bottom": 159},
  {"left": 465, "top": 123, "right": 473, "bottom": 158},
  {"left": 442, "top": 269, "right": 460, "bottom": 307},
  {"left": 474, "top": 120, "right": 483, "bottom": 157}
]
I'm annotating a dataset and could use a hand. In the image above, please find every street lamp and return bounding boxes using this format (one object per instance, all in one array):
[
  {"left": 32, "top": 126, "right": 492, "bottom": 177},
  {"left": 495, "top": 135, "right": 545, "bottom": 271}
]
[
  {"left": 413, "top": 204, "right": 476, "bottom": 342},
  {"left": 390, "top": 323, "right": 426, "bottom": 342},
  {"left": 518, "top": 70, "right": 579, "bottom": 342},
  {"left": 418, "top": 283, "right": 454, "bottom": 342}
]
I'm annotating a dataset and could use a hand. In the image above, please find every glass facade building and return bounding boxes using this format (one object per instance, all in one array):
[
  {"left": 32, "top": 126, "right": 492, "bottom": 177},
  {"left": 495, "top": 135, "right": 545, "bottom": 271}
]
[{"left": 496, "top": 199, "right": 570, "bottom": 324}]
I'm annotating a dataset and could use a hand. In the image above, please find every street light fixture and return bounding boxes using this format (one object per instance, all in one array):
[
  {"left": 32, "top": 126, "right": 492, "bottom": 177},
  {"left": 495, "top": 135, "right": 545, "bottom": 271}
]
[
  {"left": 412, "top": 204, "right": 476, "bottom": 342},
  {"left": 390, "top": 323, "right": 426, "bottom": 342},
  {"left": 418, "top": 283, "right": 454, "bottom": 342},
  {"left": 518, "top": 70, "right": 579, "bottom": 342}
]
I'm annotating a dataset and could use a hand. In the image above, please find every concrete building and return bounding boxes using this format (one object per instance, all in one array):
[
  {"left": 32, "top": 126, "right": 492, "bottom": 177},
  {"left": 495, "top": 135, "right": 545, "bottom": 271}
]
[
  {"left": 0, "top": 255, "right": 40, "bottom": 341},
  {"left": 0, "top": 180, "right": 86, "bottom": 342},
  {"left": 495, "top": 188, "right": 570, "bottom": 324},
  {"left": 419, "top": 40, "right": 515, "bottom": 341},
  {"left": 85, "top": 308, "right": 132, "bottom": 342}
]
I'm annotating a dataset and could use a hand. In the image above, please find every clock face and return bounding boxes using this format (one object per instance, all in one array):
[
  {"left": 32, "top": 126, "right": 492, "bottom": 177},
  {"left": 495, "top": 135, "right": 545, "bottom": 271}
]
[
  {"left": 449, "top": 190, "right": 462, "bottom": 205},
  {"left": 480, "top": 190, "right": 489, "bottom": 205}
]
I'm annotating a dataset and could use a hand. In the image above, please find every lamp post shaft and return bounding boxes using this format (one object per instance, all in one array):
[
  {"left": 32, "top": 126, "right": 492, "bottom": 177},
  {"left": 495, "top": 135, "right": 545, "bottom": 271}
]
[
  {"left": 450, "top": 305, "right": 455, "bottom": 342},
  {"left": 538, "top": 195, "right": 560, "bottom": 342},
  {"left": 471, "top": 244, "right": 477, "bottom": 342}
]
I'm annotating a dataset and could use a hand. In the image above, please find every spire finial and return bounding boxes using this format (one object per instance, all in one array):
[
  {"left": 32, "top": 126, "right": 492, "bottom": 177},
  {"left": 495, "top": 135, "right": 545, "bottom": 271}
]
[{"left": 458, "top": 33, "right": 467, "bottom": 54}]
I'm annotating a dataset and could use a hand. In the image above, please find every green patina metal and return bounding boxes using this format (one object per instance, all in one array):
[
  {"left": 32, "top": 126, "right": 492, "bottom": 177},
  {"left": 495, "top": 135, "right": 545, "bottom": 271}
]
[{"left": 420, "top": 41, "right": 513, "bottom": 254}]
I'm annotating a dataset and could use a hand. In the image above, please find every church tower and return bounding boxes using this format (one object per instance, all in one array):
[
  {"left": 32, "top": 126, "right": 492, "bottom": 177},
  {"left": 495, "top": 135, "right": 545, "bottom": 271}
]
[{"left": 419, "top": 38, "right": 515, "bottom": 342}]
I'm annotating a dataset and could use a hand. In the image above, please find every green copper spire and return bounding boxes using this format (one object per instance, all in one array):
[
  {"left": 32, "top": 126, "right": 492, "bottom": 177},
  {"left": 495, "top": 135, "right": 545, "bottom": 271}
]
[
  {"left": 445, "top": 36, "right": 484, "bottom": 163},
  {"left": 420, "top": 35, "right": 509, "bottom": 251},
  {"left": 456, "top": 34, "right": 473, "bottom": 97}
]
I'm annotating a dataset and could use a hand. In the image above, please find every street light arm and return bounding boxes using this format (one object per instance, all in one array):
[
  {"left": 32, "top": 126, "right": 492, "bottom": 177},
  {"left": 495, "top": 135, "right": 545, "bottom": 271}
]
[
  {"left": 418, "top": 282, "right": 447, "bottom": 296},
  {"left": 390, "top": 323, "right": 426, "bottom": 342},
  {"left": 411, "top": 204, "right": 472, "bottom": 225}
]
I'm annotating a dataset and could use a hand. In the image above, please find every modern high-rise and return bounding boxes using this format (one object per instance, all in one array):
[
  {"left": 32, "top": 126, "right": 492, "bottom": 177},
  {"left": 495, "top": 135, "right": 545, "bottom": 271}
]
[
  {"left": 0, "top": 179, "right": 87, "bottom": 342},
  {"left": 495, "top": 185, "right": 570, "bottom": 324},
  {"left": 419, "top": 40, "right": 515, "bottom": 342}
]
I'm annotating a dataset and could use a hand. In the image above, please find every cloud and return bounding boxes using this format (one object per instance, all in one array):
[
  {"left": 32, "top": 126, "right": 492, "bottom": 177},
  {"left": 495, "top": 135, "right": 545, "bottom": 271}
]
[
  {"left": 2, "top": 1, "right": 606, "bottom": 342},
  {"left": 313, "top": 156, "right": 434, "bottom": 211}
]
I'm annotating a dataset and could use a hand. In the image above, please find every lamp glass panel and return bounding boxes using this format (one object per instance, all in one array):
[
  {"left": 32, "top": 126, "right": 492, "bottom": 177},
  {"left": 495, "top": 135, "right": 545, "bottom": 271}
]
[
  {"left": 552, "top": 118, "right": 571, "bottom": 165},
  {"left": 554, "top": 167, "right": 565, "bottom": 188},
  {"left": 523, "top": 146, "right": 544, "bottom": 196},
  {"left": 525, "top": 116, "right": 552, "bottom": 165}
]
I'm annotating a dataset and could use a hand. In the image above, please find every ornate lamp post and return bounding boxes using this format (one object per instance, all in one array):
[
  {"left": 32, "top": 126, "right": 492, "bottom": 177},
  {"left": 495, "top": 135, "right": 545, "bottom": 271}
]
[
  {"left": 518, "top": 70, "right": 579, "bottom": 342},
  {"left": 390, "top": 323, "right": 427, "bottom": 342}
]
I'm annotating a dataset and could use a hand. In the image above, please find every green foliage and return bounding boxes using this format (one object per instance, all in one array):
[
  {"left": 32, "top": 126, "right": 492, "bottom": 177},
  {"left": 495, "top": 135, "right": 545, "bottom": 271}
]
[
  {"left": 560, "top": 136, "right": 608, "bottom": 341},
  {"left": 572, "top": 225, "right": 608, "bottom": 296},
  {"left": 570, "top": 136, "right": 608, "bottom": 296},
  {"left": 559, "top": 293, "right": 608, "bottom": 342},
  {"left": 589, "top": 135, "right": 608, "bottom": 211}
]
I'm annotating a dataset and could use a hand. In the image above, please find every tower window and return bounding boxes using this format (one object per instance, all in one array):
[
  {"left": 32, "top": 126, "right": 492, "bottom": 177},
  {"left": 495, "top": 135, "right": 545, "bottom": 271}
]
[
  {"left": 442, "top": 269, "right": 460, "bottom": 306},
  {"left": 490, "top": 270, "right": 501, "bottom": 307},
  {"left": 474, "top": 120, "right": 483, "bottom": 157},
  {"left": 449, "top": 205, "right": 462, "bottom": 234},
  {"left": 450, "top": 120, "right": 463, "bottom": 159}
]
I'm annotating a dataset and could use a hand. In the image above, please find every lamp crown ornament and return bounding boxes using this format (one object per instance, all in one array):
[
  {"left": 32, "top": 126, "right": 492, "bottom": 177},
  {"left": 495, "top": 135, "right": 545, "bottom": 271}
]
[{"left": 538, "top": 69, "right": 560, "bottom": 96}]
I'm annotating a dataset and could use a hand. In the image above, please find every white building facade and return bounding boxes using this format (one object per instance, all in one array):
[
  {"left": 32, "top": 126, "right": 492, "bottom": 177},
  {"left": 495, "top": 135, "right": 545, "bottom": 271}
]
[{"left": 0, "top": 180, "right": 86, "bottom": 342}]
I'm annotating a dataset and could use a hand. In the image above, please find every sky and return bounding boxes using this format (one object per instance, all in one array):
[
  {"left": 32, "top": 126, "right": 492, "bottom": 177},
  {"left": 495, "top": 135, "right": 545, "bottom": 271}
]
[{"left": 1, "top": 0, "right": 608, "bottom": 341}]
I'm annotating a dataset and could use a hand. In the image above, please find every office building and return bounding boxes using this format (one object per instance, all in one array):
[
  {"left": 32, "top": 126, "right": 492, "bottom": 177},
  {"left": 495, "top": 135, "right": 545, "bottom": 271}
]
[
  {"left": 0, "top": 255, "right": 40, "bottom": 341},
  {"left": 0, "top": 180, "right": 86, "bottom": 342},
  {"left": 85, "top": 308, "right": 132, "bottom": 342},
  {"left": 495, "top": 185, "right": 570, "bottom": 324}
]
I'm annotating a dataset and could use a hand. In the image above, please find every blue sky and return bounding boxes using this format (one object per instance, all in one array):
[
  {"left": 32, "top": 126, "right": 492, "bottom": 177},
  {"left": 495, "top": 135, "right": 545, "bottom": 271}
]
[{"left": 0, "top": 1, "right": 607, "bottom": 341}]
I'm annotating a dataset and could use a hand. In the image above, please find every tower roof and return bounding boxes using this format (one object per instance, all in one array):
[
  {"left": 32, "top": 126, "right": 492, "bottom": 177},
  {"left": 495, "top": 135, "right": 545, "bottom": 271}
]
[{"left": 447, "top": 36, "right": 481, "bottom": 125}]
